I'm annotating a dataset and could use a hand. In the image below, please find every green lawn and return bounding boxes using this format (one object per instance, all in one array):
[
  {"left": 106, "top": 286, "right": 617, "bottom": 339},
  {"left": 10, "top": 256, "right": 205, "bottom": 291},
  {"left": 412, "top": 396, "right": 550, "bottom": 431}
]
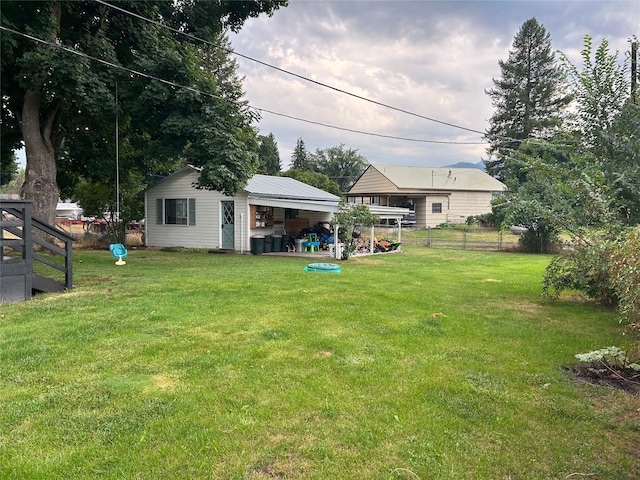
[{"left": 1, "top": 248, "right": 638, "bottom": 479}]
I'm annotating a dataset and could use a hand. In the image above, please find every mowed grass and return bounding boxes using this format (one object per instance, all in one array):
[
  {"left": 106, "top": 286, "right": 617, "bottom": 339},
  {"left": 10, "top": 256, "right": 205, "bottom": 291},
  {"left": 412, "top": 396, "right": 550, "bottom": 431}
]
[{"left": 1, "top": 248, "right": 638, "bottom": 479}]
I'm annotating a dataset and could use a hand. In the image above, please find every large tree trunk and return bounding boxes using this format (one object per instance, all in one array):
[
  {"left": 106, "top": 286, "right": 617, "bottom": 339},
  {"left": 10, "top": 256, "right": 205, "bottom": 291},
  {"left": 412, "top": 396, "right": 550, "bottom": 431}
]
[{"left": 19, "top": 90, "right": 60, "bottom": 226}]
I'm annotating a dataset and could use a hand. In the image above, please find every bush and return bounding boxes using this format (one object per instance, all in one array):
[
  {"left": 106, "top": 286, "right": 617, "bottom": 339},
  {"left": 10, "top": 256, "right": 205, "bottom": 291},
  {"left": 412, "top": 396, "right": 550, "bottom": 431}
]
[
  {"left": 608, "top": 227, "right": 640, "bottom": 335},
  {"left": 542, "top": 234, "right": 616, "bottom": 306},
  {"left": 543, "top": 227, "right": 640, "bottom": 339},
  {"left": 467, "top": 212, "right": 499, "bottom": 228}
]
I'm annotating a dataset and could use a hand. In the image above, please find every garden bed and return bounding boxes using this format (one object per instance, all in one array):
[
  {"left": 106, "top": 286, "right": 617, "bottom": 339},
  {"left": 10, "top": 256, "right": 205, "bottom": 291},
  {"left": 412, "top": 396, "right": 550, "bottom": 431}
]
[{"left": 567, "top": 362, "right": 640, "bottom": 395}]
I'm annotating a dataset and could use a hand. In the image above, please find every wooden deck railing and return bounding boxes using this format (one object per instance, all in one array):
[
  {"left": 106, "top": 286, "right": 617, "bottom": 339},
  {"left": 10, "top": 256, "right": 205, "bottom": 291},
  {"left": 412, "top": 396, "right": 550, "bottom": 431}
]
[{"left": 1, "top": 199, "right": 74, "bottom": 302}]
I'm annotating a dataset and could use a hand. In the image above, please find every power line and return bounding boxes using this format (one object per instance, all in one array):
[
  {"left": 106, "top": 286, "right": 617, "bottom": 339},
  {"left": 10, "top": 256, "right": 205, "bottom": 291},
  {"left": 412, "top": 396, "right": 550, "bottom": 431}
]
[
  {"left": 94, "top": 0, "right": 487, "bottom": 136},
  {"left": 255, "top": 107, "right": 485, "bottom": 144},
  {"left": 0, "top": 24, "right": 486, "bottom": 146}
]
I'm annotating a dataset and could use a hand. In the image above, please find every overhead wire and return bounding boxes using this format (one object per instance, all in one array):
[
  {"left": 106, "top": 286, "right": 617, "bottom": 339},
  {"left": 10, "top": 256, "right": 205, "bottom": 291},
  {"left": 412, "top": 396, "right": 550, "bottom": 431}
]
[
  {"left": 0, "top": 24, "right": 486, "bottom": 146},
  {"left": 93, "top": 0, "right": 487, "bottom": 137},
  {"left": 254, "top": 107, "right": 484, "bottom": 144}
]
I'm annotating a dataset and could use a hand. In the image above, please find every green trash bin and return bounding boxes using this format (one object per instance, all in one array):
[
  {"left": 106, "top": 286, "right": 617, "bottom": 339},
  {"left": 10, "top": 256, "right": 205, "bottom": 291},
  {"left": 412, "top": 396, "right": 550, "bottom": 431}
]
[
  {"left": 271, "top": 234, "right": 282, "bottom": 252},
  {"left": 251, "top": 235, "right": 265, "bottom": 255}
]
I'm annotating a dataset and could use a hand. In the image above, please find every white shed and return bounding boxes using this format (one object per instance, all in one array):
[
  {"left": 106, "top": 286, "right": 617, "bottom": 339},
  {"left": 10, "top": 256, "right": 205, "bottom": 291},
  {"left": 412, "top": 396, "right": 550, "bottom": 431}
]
[{"left": 144, "top": 166, "right": 343, "bottom": 252}]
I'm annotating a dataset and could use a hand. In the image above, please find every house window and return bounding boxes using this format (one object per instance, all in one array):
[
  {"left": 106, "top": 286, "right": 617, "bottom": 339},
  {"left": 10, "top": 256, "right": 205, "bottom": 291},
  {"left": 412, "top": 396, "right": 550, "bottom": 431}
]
[
  {"left": 285, "top": 209, "right": 299, "bottom": 219},
  {"left": 158, "top": 198, "right": 196, "bottom": 225},
  {"left": 370, "top": 196, "right": 380, "bottom": 205},
  {"left": 432, "top": 202, "right": 442, "bottom": 213}
]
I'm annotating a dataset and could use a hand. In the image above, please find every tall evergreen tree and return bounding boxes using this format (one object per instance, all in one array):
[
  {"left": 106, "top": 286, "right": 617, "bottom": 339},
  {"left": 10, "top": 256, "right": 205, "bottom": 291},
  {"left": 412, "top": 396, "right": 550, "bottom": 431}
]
[
  {"left": 484, "top": 18, "right": 571, "bottom": 181},
  {"left": 291, "top": 137, "right": 310, "bottom": 171},
  {"left": 257, "top": 133, "right": 281, "bottom": 175}
]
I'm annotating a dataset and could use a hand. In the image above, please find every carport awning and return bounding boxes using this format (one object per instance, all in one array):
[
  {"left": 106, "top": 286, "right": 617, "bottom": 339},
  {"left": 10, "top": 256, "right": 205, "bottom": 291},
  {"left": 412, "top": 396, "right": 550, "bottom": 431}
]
[
  {"left": 367, "top": 205, "right": 411, "bottom": 219},
  {"left": 248, "top": 197, "right": 410, "bottom": 219},
  {"left": 248, "top": 196, "right": 340, "bottom": 214}
]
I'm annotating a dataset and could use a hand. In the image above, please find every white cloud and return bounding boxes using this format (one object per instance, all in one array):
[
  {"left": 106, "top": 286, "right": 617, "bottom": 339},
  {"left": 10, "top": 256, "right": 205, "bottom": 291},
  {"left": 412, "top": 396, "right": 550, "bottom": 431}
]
[{"left": 231, "top": 0, "right": 639, "bottom": 168}]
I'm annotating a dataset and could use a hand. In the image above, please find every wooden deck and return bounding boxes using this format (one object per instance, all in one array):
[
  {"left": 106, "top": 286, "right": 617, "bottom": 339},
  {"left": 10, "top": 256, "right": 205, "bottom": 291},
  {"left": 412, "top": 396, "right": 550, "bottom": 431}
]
[{"left": 1, "top": 199, "right": 74, "bottom": 303}]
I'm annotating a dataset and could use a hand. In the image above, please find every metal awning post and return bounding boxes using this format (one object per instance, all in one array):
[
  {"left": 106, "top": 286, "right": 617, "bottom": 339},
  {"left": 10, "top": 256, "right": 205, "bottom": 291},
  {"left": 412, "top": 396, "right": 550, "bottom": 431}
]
[{"left": 370, "top": 225, "right": 375, "bottom": 254}]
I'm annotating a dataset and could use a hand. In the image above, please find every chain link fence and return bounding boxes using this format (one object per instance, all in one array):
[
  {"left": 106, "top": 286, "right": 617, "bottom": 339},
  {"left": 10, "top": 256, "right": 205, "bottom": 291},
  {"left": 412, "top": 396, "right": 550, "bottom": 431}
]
[{"left": 384, "top": 226, "right": 523, "bottom": 252}]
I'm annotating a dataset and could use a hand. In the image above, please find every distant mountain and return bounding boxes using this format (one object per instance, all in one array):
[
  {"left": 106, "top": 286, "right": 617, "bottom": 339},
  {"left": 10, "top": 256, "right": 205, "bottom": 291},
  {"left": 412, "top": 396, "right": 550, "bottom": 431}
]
[{"left": 446, "top": 161, "right": 485, "bottom": 171}]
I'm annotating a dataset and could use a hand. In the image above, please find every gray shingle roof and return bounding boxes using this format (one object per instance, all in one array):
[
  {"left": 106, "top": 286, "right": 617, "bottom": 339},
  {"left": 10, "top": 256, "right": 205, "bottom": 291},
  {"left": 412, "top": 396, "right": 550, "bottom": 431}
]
[{"left": 369, "top": 165, "right": 507, "bottom": 192}]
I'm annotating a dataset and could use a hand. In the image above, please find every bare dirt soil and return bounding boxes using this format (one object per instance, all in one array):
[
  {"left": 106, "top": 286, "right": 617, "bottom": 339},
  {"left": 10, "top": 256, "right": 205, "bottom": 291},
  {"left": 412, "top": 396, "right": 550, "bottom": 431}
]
[{"left": 566, "top": 362, "right": 640, "bottom": 395}]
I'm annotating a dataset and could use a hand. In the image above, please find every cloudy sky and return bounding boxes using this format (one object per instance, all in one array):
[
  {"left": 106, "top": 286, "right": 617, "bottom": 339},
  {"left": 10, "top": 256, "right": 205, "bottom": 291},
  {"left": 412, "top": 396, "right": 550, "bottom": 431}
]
[{"left": 229, "top": 0, "right": 638, "bottom": 169}]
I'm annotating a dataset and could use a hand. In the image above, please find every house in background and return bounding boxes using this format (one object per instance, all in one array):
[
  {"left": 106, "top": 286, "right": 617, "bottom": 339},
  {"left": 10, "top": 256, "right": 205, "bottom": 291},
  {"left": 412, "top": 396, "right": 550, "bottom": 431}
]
[{"left": 346, "top": 164, "right": 507, "bottom": 228}]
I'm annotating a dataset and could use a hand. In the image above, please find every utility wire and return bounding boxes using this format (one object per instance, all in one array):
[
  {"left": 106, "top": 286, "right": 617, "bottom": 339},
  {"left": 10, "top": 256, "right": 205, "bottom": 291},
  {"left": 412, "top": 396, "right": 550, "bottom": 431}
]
[
  {"left": 0, "top": 24, "right": 486, "bottom": 146},
  {"left": 94, "top": 0, "right": 486, "bottom": 136},
  {"left": 255, "top": 107, "right": 485, "bottom": 144}
]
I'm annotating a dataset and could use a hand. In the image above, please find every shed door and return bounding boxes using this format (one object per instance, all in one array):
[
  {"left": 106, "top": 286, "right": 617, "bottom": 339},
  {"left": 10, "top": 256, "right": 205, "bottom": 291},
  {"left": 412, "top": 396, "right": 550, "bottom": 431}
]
[{"left": 221, "top": 201, "right": 235, "bottom": 249}]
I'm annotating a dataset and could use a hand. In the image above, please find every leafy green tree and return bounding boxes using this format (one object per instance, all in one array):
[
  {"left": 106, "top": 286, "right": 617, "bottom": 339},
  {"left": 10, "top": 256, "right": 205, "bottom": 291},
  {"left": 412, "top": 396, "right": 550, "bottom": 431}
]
[
  {"left": 257, "top": 133, "right": 281, "bottom": 175},
  {"left": 0, "top": 166, "right": 23, "bottom": 195},
  {"left": 291, "top": 137, "right": 311, "bottom": 171},
  {"left": 0, "top": 0, "right": 286, "bottom": 225},
  {"left": 0, "top": 151, "right": 18, "bottom": 187},
  {"left": 330, "top": 199, "right": 379, "bottom": 259},
  {"left": 281, "top": 169, "right": 341, "bottom": 196},
  {"left": 484, "top": 18, "right": 571, "bottom": 181},
  {"left": 560, "top": 36, "right": 639, "bottom": 226},
  {"left": 560, "top": 36, "right": 630, "bottom": 158},
  {"left": 602, "top": 101, "right": 640, "bottom": 224},
  {"left": 488, "top": 35, "right": 637, "bottom": 256},
  {"left": 490, "top": 143, "right": 571, "bottom": 253},
  {"left": 308, "top": 144, "right": 368, "bottom": 192}
]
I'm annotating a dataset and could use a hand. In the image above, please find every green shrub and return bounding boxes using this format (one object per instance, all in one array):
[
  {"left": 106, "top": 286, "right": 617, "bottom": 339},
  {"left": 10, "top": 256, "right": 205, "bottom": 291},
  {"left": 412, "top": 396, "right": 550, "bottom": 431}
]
[
  {"left": 467, "top": 212, "right": 499, "bottom": 228},
  {"left": 543, "top": 227, "right": 640, "bottom": 339},
  {"left": 608, "top": 227, "right": 640, "bottom": 335},
  {"left": 542, "top": 234, "right": 617, "bottom": 306}
]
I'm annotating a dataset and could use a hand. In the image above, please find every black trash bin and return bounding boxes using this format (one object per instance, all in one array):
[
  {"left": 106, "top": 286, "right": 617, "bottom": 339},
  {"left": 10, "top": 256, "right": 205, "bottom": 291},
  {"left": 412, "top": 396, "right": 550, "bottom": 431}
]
[
  {"left": 250, "top": 235, "right": 265, "bottom": 255},
  {"left": 264, "top": 235, "right": 273, "bottom": 253},
  {"left": 271, "top": 235, "right": 282, "bottom": 252},
  {"left": 281, "top": 235, "right": 291, "bottom": 252}
]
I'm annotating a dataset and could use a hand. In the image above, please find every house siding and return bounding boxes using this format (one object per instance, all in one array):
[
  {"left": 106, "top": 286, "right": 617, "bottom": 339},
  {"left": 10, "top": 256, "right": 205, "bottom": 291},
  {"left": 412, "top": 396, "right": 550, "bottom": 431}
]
[
  {"left": 422, "top": 191, "right": 493, "bottom": 227},
  {"left": 348, "top": 167, "right": 397, "bottom": 194},
  {"left": 448, "top": 191, "right": 493, "bottom": 222}
]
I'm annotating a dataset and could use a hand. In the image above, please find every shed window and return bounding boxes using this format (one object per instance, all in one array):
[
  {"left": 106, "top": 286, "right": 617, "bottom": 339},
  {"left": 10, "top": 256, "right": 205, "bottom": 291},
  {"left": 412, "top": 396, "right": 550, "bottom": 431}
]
[
  {"left": 432, "top": 202, "right": 442, "bottom": 213},
  {"left": 161, "top": 198, "right": 196, "bottom": 225}
]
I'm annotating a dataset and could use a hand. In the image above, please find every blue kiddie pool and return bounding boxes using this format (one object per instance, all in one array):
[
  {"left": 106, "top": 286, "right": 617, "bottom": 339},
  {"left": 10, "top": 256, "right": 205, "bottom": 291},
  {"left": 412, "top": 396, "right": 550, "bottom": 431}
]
[{"left": 303, "top": 262, "right": 341, "bottom": 273}]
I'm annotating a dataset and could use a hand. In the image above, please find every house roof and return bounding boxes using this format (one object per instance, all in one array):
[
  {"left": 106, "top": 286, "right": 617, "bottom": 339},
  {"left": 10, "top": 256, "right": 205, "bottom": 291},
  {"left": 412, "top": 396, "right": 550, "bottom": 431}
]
[
  {"left": 245, "top": 174, "right": 340, "bottom": 202},
  {"left": 349, "top": 164, "right": 507, "bottom": 194}
]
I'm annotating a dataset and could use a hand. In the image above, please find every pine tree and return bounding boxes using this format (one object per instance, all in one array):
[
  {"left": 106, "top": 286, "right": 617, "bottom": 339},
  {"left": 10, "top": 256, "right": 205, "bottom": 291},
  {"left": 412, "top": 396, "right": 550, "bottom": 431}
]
[
  {"left": 291, "top": 138, "right": 310, "bottom": 171},
  {"left": 257, "top": 133, "right": 281, "bottom": 175},
  {"left": 484, "top": 18, "right": 571, "bottom": 181}
]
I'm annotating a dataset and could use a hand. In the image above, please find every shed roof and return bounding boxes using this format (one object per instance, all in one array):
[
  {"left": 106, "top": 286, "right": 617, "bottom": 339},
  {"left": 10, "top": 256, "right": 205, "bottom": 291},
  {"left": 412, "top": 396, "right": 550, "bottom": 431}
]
[
  {"left": 146, "top": 167, "right": 340, "bottom": 203},
  {"left": 245, "top": 174, "right": 340, "bottom": 202},
  {"left": 350, "top": 164, "right": 506, "bottom": 193}
]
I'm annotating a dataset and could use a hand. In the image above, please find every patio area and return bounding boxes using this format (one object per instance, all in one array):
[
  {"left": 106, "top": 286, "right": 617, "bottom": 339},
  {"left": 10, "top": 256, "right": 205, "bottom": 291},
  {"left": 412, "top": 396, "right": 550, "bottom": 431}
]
[{"left": 261, "top": 250, "right": 335, "bottom": 259}]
